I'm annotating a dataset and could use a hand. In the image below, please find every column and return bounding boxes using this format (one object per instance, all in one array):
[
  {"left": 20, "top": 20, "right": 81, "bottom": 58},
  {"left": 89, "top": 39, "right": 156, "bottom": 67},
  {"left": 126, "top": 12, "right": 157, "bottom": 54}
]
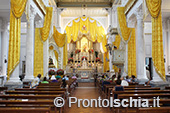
[
  {"left": 0, "top": 19, "right": 2, "bottom": 71},
  {"left": 24, "top": 7, "right": 36, "bottom": 82},
  {"left": 56, "top": 8, "right": 64, "bottom": 28},
  {"left": 135, "top": 8, "right": 148, "bottom": 81},
  {"left": 1, "top": 20, "right": 8, "bottom": 76}
]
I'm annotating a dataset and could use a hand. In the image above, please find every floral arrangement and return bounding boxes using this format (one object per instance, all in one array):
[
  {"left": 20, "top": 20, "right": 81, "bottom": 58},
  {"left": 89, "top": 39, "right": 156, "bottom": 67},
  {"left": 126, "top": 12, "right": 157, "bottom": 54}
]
[
  {"left": 82, "top": 56, "right": 87, "bottom": 61},
  {"left": 75, "top": 49, "right": 81, "bottom": 54},
  {"left": 68, "top": 57, "right": 73, "bottom": 63},
  {"left": 88, "top": 49, "right": 94, "bottom": 53},
  {"left": 48, "top": 69, "right": 55, "bottom": 75},
  {"left": 96, "top": 57, "right": 101, "bottom": 62},
  {"left": 56, "top": 69, "right": 64, "bottom": 75}
]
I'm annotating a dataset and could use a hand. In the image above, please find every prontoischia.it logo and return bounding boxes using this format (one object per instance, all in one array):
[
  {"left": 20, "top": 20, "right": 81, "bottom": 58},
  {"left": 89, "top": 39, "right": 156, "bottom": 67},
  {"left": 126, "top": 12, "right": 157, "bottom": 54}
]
[{"left": 54, "top": 96, "right": 160, "bottom": 108}]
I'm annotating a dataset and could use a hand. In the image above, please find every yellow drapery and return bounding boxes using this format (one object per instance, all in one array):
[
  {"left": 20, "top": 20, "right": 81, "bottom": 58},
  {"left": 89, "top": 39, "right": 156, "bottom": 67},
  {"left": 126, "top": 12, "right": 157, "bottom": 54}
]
[
  {"left": 53, "top": 26, "right": 66, "bottom": 47},
  {"left": 7, "top": 0, "right": 27, "bottom": 79},
  {"left": 54, "top": 50, "right": 59, "bottom": 68},
  {"left": 63, "top": 44, "right": 68, "bottom": 69},
  {"left": 103, "top": 52, "right": 109, "bottom": 72},
  {"left": 40, "top": 7, "right": 53, "bottom": 42},
  {"left": 113, "top": 35, "right": 121, "bottom": 49},
  {"left": 65, "top": 17, "right": 105, "bottom": 43},
  {"left": 34, "top": 28, "right": 44, "bottom": 77},
  {"left": 146, "top": 0, "right": 165, "bottom": 81},
  {"left": 117, "top": 7, "right": 131, "bottom": 42},
  {"left": 128, "top": 28, "right": 136, "bottom": 77},
  {"left": 102, "top": 35, "right": 107, "bottom": 53}
]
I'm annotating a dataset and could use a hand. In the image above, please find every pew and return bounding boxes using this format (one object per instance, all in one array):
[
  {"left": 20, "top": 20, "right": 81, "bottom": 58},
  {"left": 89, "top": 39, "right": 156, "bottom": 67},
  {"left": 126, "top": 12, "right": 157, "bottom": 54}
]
[
  {"left": 0, "top": 108, "right": 50, "bottom": 113},
  {"left": 15, "top": 88, "right": 66, "bottom": 91},
  {"left": 0, "top": 87, "right": 8, "bottom": 91},
  {"left": 6, "top": 91, "right": 65, "bottom": 95},
  {"left": 137, "top": 107, "right": 170, "bottom": 113},
  {"left": 118, "top": 94, "right": 170, "bottom": 99},
  {"left": 113, "top": 90, "right": 170, "bottom": 94},
  {"left": 107, "top": 87, "right": 161, "bottom": 99}
]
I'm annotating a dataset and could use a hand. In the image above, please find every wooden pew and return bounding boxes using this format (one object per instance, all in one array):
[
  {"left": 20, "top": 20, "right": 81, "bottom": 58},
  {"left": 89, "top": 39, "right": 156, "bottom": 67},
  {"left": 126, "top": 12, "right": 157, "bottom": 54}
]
[
  {"left": 0, "top": 108, "right": 50, "bottom": 113},
  {"left": 137, "top": 107, "right": 170, "bottom": 113},
  {"left": 6, "top": 91, "right": 65, "bottom": 95},
  {"left": 0, "top": 95, "right": 61, "bottom": 100},
  {"left": 37, "top": 86, "right": 61, "bottom": 88},
  {"left": 118, "top": 94, "right": 170, "bottom": 99},
  {"left": 165, "top": 86, "right": 170, "bottom": 90},
  {"left": 0, "top": 87, "right": 8, "bottom": 91},
  {"left": 113, "top": 90, "right": 170, "bottom": 94},
  {"left": 15, "top": 88, "right": 66, "bottom": 91},
  {"left": 108, "top": 87, "right": 161, "bottom": 99},
  {"left": 38, "top": 82, "right": 61, "bottom": 86}
]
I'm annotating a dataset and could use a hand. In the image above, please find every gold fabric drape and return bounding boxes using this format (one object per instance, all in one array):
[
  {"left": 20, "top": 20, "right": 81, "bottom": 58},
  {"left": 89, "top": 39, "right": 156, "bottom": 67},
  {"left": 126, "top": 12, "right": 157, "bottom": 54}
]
[
  {"left": 113, "top": 35, "right": 121, "bottom": 49},
  {"left": 117, "top": 7, "right": 131, "bottom": 43},
  {"left": 34, "top": 28, "right": 44, "bottom": 77},
  {"left": 102, "top": 35, "right": 107, "bottom": 53},
  {"left": 146, "top": 0, "right": 165, "bottom": 81},
  {"left": 63, "top": 44, "right": 68, "bottom": 69},
  {"left": 54, "top": 50, "right": 59, "bottom": 68},
  {"left": 11, "top": 0, "right": 27, "bottom": 18},
  {"left": 7, "top": 0, "right": 27, "bottom": 79},
  {"left": 65, "top": 17, "right": 105, "bottom": 43},
  {"left": 53, "top": 26, "right": 66, "bottom": 47},
  {"left": 103, "top": 52, "right": 109, "bottom": 72},
  {"left": 40, "top": 7, "right": 53, "bottom": 42},
  {"left": 128, "top": 28, "right": 136, "bottom": 77}
]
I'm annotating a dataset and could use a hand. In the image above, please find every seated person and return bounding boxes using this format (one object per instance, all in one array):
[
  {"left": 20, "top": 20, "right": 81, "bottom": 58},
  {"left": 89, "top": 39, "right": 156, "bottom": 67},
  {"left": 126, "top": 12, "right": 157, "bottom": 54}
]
[
  {"left": 113, "top": 79, "right": 124, "bottom": 99},
  {"left": 56, "top": 74, "right": 62, "bottom": 79},
  {"left": 130, "top": 75, "right": 137, "bottom": 83},
  {"left": 125, "top": 75, "right": 130, "bottom": 82},
  {"left": 50, "top": 75, "right": 58, "bottom": 83},
  {"left": 121, "top": 77, "right": 129, "bottom": 86},
  {"left": 62, "top": 75, "right": 69, "bottom": 81},
  {"left": 31, "top": 74, "right": 41, "bottom": 88},
  {"left": 41, "top": 77, "right": 49, "bottom": 84}
]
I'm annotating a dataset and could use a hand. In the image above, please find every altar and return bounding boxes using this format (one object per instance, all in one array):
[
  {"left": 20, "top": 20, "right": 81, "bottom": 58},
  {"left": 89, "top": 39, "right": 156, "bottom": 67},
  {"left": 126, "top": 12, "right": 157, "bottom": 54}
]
[{"left": 66, "top": 35, "right": 103, "bottom": 82}]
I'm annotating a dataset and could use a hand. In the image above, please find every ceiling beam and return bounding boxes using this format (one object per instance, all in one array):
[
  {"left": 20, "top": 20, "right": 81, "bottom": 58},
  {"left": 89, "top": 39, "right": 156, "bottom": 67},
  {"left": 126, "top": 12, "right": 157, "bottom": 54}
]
[{"left": 56, "top": 2, "right": 112, "bottom": 8}]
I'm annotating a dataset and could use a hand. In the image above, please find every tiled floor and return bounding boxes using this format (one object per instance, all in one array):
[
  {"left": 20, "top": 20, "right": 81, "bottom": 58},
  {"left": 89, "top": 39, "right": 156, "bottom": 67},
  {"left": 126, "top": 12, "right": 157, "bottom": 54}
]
[{"left": 66, "top": 87, "right": 112, "bottom": 113}]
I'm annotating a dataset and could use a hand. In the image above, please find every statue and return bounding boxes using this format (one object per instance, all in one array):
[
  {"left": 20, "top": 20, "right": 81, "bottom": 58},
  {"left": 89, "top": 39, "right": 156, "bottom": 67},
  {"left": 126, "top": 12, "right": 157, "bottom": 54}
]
[
  {"left": 49, "top": 56, "right": 53, "bottom": 65},
  {"left": 83, "top": 43, "right": 88, "bottom": 52}
]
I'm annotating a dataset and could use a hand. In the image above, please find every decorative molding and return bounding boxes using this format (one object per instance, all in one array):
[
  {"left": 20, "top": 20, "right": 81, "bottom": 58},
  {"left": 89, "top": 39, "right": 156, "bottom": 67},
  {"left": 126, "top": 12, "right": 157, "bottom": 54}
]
[
  {"left": 35, "top": 20, "right": 43, "bottom": 28},
  {"left": 124, "top": 0, "right": 137, "bottom": 15},
  {"left": 135, "top": 7, "right": 143, "bottom": 20},
  {"left": 33, "top": 0, "right": 46, "bottom": 15}
]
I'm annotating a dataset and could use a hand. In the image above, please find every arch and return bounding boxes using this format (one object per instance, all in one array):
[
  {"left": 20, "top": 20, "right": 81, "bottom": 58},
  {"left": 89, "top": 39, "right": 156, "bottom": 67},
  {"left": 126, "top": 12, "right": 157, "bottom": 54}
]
[
  {"left": 63, "top": 16, "right": 106, "bottom": 33},
  {"left": 49, "top": 42, "right": 60, "bottom": 54},
  {"left": 64, "top": 16, "right": 107, "bottom": 43}
]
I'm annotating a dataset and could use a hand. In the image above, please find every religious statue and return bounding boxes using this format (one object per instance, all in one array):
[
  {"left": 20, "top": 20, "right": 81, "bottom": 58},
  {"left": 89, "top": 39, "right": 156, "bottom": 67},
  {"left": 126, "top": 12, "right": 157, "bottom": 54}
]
[
  {"left": 83, "top": 43, "right": 88, "bottom": 52},
  {"left": 49, "top": 56, "right": 53, "bottom": 65}
]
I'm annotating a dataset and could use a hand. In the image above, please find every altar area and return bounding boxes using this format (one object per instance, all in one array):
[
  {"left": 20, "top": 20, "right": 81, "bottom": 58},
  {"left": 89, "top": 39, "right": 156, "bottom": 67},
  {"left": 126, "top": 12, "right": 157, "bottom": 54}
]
[{"left": 66, "top": 35, "right": 103, "bottom": 82}]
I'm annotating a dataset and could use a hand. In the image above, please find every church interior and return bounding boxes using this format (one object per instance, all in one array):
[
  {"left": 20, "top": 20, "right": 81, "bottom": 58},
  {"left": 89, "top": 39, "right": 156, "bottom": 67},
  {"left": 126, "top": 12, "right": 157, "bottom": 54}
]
[{"left": 1, "top": 0, "right": 170, "bottom": 113}]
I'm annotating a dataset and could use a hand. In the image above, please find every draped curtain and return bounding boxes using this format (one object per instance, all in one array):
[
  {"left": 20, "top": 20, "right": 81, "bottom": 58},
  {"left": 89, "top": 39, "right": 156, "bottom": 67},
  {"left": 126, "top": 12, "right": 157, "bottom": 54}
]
[
  {"left": 145, "top": 0, "right": 165, "bottom": 80},
  {"left": 53, "top": 26, "right": 66, "bottom": 47},
  {"left": 117, "top": 7, "right": 136, "bottom": 76},
  {"left": 40, "top": 7, "right": 53, "bottom": 42},
  {"left": 7, "top": 0, "right": 27, "bottom": 79},
  {"left": 34, "top": 28, "right": 44, "bottom": 77},
  {"left": 65, "top": 17, "right": 105, "bottom": 44},
  {"left": 128, "top": 28, "right": 136, "bottom": 76},
  {"left": 113, "top": 35, "right": 121, "bottom": 49},
  {"left": 117, "top": 7, "right": 131, "bottom": 43},
  {"left": 54, "top": 50, "right": 59, "bottom": 68},
  {"left": 103, "top": 52, "right": 109, "bottom": 72},
  {"left": 63, "top": 44, "right": 68, "bottom": 69}
]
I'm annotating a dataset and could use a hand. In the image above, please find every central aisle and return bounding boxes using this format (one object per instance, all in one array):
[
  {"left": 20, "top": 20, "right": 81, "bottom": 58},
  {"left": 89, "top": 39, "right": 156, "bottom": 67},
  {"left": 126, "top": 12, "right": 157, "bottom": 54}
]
[{"left": 66, "top": 84, "right": 111, "bottom": 113}]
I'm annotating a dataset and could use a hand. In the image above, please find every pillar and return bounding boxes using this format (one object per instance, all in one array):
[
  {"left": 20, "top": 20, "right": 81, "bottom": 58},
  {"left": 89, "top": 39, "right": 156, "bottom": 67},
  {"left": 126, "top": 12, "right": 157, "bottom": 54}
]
[
  {"left": 135, "top": 8, "right": 148, "bottom": 81},
  {"left": 24, "top": 7, "right": 36, "bottom": 82}
]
